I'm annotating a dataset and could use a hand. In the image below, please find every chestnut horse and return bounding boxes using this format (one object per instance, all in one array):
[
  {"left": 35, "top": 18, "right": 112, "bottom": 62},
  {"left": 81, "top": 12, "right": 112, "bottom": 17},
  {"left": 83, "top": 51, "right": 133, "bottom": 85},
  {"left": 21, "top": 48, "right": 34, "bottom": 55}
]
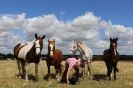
[
  {"left": 46, "top": 39, "right": 63, "bottom": 81},
  {"left": 14, "top": 33, "right": 45, "bottom": 81},
  {"left": 103, "top": 38, "right": 119, "bottom": 80}
]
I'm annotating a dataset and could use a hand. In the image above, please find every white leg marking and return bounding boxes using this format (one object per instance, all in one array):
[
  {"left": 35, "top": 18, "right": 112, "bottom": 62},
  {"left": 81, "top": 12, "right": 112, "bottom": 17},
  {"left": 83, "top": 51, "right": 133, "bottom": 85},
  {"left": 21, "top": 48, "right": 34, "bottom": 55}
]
[{"left": 25, "top": 63, "right": 29, "bottom": 81}]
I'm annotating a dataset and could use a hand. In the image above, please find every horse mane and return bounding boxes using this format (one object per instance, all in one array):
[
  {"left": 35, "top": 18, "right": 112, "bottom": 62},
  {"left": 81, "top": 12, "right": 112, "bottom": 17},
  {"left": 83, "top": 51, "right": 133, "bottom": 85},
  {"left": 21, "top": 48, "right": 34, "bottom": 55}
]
[{"left": 76, "top": 40, "right": 87, "bottom": 49}]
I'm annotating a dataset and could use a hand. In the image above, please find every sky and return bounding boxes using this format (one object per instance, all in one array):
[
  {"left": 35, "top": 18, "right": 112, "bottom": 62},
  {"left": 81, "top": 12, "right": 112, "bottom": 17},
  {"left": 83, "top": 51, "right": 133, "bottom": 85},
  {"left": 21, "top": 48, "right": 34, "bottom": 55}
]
[{"left": 0, "top": 0, "right": 133, "bottom": 55}]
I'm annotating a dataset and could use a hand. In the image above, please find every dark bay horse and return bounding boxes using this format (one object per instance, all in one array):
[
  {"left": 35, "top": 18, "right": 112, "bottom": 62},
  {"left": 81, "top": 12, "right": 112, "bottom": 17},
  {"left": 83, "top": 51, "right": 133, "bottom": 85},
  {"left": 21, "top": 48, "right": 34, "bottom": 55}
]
[
  {"left": 14, "top": 33, "right": 45, "bottom": 81},
  {"left": 46, "top": 39, "right": 63, "bottom": 81},
  {"left": 103, "top": 38, "right": 119, "bottom": 80}
]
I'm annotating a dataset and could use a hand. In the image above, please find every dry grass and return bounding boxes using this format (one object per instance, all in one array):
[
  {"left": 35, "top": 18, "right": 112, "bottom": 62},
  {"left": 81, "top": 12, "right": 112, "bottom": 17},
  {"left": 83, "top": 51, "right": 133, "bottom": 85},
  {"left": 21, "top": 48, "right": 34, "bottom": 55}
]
[{"left": 0, "top": 60, "right": 133, "bottom": 88}]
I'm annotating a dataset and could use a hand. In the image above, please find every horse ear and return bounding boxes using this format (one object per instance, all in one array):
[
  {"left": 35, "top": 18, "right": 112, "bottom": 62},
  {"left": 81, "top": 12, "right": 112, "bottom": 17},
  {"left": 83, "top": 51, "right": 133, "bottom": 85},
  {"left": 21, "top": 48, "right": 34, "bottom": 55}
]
[
  {"left": 35, "top": 33, "right": 37, "bottom": 39},
  {"left": 42, "top": 35, "right": 45, "bottom": 39},
  {"left": 53, "top": 39, "right": 55, "bottom": 44},
  {"left": 110, "top": 37, "right": 112, "bottom": 41},
  {"left": 115, "top": 38, "right": 118, "bottom": 41},
  {"left": 72, "top": 40, "right": 75, "bottom": 43}
]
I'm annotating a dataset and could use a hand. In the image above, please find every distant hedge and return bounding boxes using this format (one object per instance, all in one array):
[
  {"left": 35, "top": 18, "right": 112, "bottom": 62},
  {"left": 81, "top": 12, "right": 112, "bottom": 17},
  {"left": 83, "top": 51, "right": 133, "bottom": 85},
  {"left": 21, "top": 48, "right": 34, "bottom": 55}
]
[{"left": 0, "top": 53, "right": 133, "bottom": 61}]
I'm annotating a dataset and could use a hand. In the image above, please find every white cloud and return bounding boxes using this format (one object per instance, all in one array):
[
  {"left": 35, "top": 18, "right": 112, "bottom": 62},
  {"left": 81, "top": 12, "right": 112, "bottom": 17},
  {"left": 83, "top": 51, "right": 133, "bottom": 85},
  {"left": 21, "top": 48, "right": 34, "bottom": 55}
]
[{"left": 0, "top": 12, "right": 133, "bottom": 55}]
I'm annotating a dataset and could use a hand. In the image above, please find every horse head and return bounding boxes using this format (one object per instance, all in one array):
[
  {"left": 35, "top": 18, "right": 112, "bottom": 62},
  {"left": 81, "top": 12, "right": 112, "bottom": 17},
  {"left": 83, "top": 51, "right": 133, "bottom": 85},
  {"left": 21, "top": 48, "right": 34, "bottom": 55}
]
[
  {"left": 48, "top": 39, "right": 55, "bottom": 57},
  {"left": 34, "top": 33, "right": 45, "bottom": 56},
  {"left": 70, "top": 41, "right": 78, "bottom": 54},
  {"left": 110, "top": 37, "right": 118, "bottom": 56}
]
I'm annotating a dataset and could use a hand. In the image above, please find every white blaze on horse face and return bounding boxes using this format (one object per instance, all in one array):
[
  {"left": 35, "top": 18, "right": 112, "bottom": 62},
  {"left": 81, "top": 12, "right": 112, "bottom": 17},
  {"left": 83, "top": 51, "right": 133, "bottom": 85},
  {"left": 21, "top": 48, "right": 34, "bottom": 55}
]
[
  {"left": 70, "top": 42, "right": 77, "bottom": 54},
  {"left": 35, "top": 40, "right": 41, "bottom": 55},
  {"left": 112, "top": 43, "right": 117, "bottom": 56},
  {"left": 114, "top": 49, "right": 117, "bottom": 56},
  {"left": 50, "top": 44, "right": 54, "bottom": 57}
]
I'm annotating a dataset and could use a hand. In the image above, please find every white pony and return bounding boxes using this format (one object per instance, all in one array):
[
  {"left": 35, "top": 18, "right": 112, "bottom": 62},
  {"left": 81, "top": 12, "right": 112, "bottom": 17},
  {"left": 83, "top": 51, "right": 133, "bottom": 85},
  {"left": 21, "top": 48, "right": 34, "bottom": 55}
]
[{"left": 70, "top": 40, "right": 93, "bottom": 79}]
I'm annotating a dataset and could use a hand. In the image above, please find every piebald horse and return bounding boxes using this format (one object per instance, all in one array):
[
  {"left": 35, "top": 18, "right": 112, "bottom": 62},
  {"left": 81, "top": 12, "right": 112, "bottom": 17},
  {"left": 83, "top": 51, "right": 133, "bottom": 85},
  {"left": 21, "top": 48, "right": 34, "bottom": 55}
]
[
  {"left": 70, "top": 40, "right": 93, "bottom": 79},
  {"left": 14, "top": 33, "right": 45, "bottom": 81},
  {"left": 103, "top": 38, "right": 119, "bottom": 80},
  {"left": 46, "top": 39, "right": 63, "bottom": 81}
]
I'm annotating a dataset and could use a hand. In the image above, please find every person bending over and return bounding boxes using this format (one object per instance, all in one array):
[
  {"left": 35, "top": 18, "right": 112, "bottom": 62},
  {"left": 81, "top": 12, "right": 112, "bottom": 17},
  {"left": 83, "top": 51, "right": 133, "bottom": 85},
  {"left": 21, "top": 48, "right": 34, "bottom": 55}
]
[{"left": 61, "top": 57, "right": 81, "bottom": 84}]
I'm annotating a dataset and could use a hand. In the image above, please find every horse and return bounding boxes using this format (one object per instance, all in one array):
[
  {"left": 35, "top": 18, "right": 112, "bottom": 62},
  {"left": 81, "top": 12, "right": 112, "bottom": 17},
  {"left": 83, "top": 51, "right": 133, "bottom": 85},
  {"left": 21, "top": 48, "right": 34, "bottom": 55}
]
[
  {"left": 14, "top": 33, "right": 45, "bottom": 81},
  {"left": 70, "top": 40, "right": 93, "bottom": 79},
  {"left": 46, "top": 39, "right": 63, "bottom": 81},
  {"left": 103, "top": 38, "right": 119, "bottom": 80}
]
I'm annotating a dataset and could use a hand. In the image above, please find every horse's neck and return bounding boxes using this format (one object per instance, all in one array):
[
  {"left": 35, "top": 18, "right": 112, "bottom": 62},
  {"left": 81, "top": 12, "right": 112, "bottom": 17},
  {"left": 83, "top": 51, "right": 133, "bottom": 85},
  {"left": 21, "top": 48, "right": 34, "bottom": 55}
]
[
  {"left": 77, "top": 47, "right": 84, "bottom": 56},
  {"left": 28, "top": 44, "right": 36, "bottom": 54},
  {"left": 77, "top": 43, "right": 93, "bottom": 62},
  {"left": 78, "top": 43, "right": 87, "bottom": 55},
  {"left": 110, "top": 48, "right": 117, "bottom": 55}
]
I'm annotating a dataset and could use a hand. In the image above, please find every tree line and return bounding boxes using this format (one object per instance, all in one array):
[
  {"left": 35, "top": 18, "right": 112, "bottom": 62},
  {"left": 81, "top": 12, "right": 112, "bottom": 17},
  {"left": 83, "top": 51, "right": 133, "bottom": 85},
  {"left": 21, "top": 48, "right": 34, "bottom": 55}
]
[{"left": 0, "top": 52, "right": 133, "bottom": 61}]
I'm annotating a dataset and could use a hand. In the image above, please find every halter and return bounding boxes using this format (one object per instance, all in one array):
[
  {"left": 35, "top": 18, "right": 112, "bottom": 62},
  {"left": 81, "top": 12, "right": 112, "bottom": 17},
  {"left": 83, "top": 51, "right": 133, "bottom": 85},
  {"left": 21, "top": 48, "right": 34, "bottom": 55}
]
[
  {"left": 34, "top": 42, "right": 41, "bottom": 49},
  {"left": 48, "top": 46, "right": 55, "bottom": 51},
  {"left": 33, "top": 39, "right": 43, "bottom": 55},
  {"left": 48, "top": 45, "right": 55, "bottom": 57},
  {"left": 35, "top": 47, "right": 41, "bottom": 48}
]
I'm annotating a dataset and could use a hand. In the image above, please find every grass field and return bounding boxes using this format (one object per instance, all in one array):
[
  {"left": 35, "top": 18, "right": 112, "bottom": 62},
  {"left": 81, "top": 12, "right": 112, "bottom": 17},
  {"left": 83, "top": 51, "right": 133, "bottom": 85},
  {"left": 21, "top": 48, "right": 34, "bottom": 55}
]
[{"left": 0, "top": 60, "right": 133, "bottom": 88}]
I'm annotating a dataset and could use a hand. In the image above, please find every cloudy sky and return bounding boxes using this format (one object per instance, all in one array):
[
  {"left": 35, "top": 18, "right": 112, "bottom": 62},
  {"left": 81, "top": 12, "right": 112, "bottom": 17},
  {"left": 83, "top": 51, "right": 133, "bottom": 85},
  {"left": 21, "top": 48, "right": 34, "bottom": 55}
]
[{"left": 0, "top": 0, "right": 133, "bottom": 55}]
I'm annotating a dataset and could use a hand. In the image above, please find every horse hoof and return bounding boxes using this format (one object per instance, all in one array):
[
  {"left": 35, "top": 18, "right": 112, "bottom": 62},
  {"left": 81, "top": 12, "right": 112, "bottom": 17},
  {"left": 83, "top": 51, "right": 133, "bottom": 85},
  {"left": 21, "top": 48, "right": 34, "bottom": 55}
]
[
  {"left": 47, "top": 78, "right": 50, "bottom": 81},
  {"left": 114, "top": 77, "right": 117, "bottom": 80},
  {"left": 56, "top": 75, "right": 60, "bottom": 82},
  {"left": 90, "top": 77, "right": 93, "bottom": 80},
  {"left": 106, "top": 77, "right": 111, "bottom": 80},
  {"left": 57, "top": 78, "right": 60, "bottom": 82},
  {"left": 18, "top": 76, "right": 22, "bottom": 79},
  {"left": 88, "top": 74, "right": 93, "bottom": 80}
]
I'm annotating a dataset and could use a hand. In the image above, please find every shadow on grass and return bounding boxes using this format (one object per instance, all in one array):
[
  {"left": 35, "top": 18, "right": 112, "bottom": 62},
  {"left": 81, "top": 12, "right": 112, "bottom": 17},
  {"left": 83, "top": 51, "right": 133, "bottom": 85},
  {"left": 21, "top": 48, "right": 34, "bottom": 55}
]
[
  {"left": 43, "top": 73, "right": 56, "bottom": 81},
  {"left": 93, "top": 74, "right": 106, "bottom": 81}
]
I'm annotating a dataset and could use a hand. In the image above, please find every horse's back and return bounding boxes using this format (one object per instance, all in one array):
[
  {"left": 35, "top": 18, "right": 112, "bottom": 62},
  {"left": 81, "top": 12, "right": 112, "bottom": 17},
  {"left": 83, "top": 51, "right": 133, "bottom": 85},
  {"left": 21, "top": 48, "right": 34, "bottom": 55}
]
[
  {"left": 53, "top": 49, "right": 63, "bottom": 64},
  {"left": 54, "top": 49, "right": 63, "bottom": 58},
  {"left": 14, "top": 43, "right": 33, "bottom": 60},
  {"left": 86, "top": 47, "right": 93, "bottom": 60},
  {"left": 14, "top": 43, "right": 21, "bottom": 57},
  {"left": 103, "top": 49, "right": 109, "bottom": 56},
  {"left": 18, "top": 44, "right": 33, "bottom": 59}
]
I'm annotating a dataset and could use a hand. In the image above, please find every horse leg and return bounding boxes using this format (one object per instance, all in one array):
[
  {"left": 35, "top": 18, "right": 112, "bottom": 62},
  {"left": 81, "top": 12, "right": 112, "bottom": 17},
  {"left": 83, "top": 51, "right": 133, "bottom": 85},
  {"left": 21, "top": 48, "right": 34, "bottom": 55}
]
[
  {"left": 74, "top": 66, "right": 80, "bottom": 83},
  {"left": 21, "top": 62, "right": 26, "bottom": 78},
  {"left": 59, "top": 65, "right": 64, "bottom": 77},
  {"left": 114, "top": 61, "right": 118, "bottom": 80},
  {"left": 35, "top": 63, "right": 38, "bottom": 81},
  {"left": 25, "top": 63, "right": 29, "bottom": 81},
  {"left": 61, "top": 63, "right": 68, "bottom": 83},
  {"left": 110, "top": 64, "right": 113, "bottom": 80},
  {"left": 47, "top": 65, "right": 51, "bottom": 81},
  {"left": 114, "top": 65, "right": 116, "bottom": 80},
  {"left": 87, "top": 62, "right": 93, "bottom": 80},
  {"left": 105, "top": 61, "right": 111, "bottom": 80},
  {"left": 81, "top": 62, "right": 85, "bottom": 79},
  {"left": 16, "top": 60, "right": 21, "bottom": 78},
  {"left": 54, "top": 65, "right": 60, "bottom": 82},
  {"left": 107, "top": 64, "right": 113, "bottom": 80}
]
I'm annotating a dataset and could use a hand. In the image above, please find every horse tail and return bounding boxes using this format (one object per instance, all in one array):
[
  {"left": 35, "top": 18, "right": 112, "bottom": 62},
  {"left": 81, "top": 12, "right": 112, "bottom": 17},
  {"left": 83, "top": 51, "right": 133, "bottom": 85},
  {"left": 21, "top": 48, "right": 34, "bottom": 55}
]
[
  {"left": 116, "top": 67, "right": 119, "bottom": 72},
  {"left": 14, "top": 43, "right": 21, "bottom": 58}
]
